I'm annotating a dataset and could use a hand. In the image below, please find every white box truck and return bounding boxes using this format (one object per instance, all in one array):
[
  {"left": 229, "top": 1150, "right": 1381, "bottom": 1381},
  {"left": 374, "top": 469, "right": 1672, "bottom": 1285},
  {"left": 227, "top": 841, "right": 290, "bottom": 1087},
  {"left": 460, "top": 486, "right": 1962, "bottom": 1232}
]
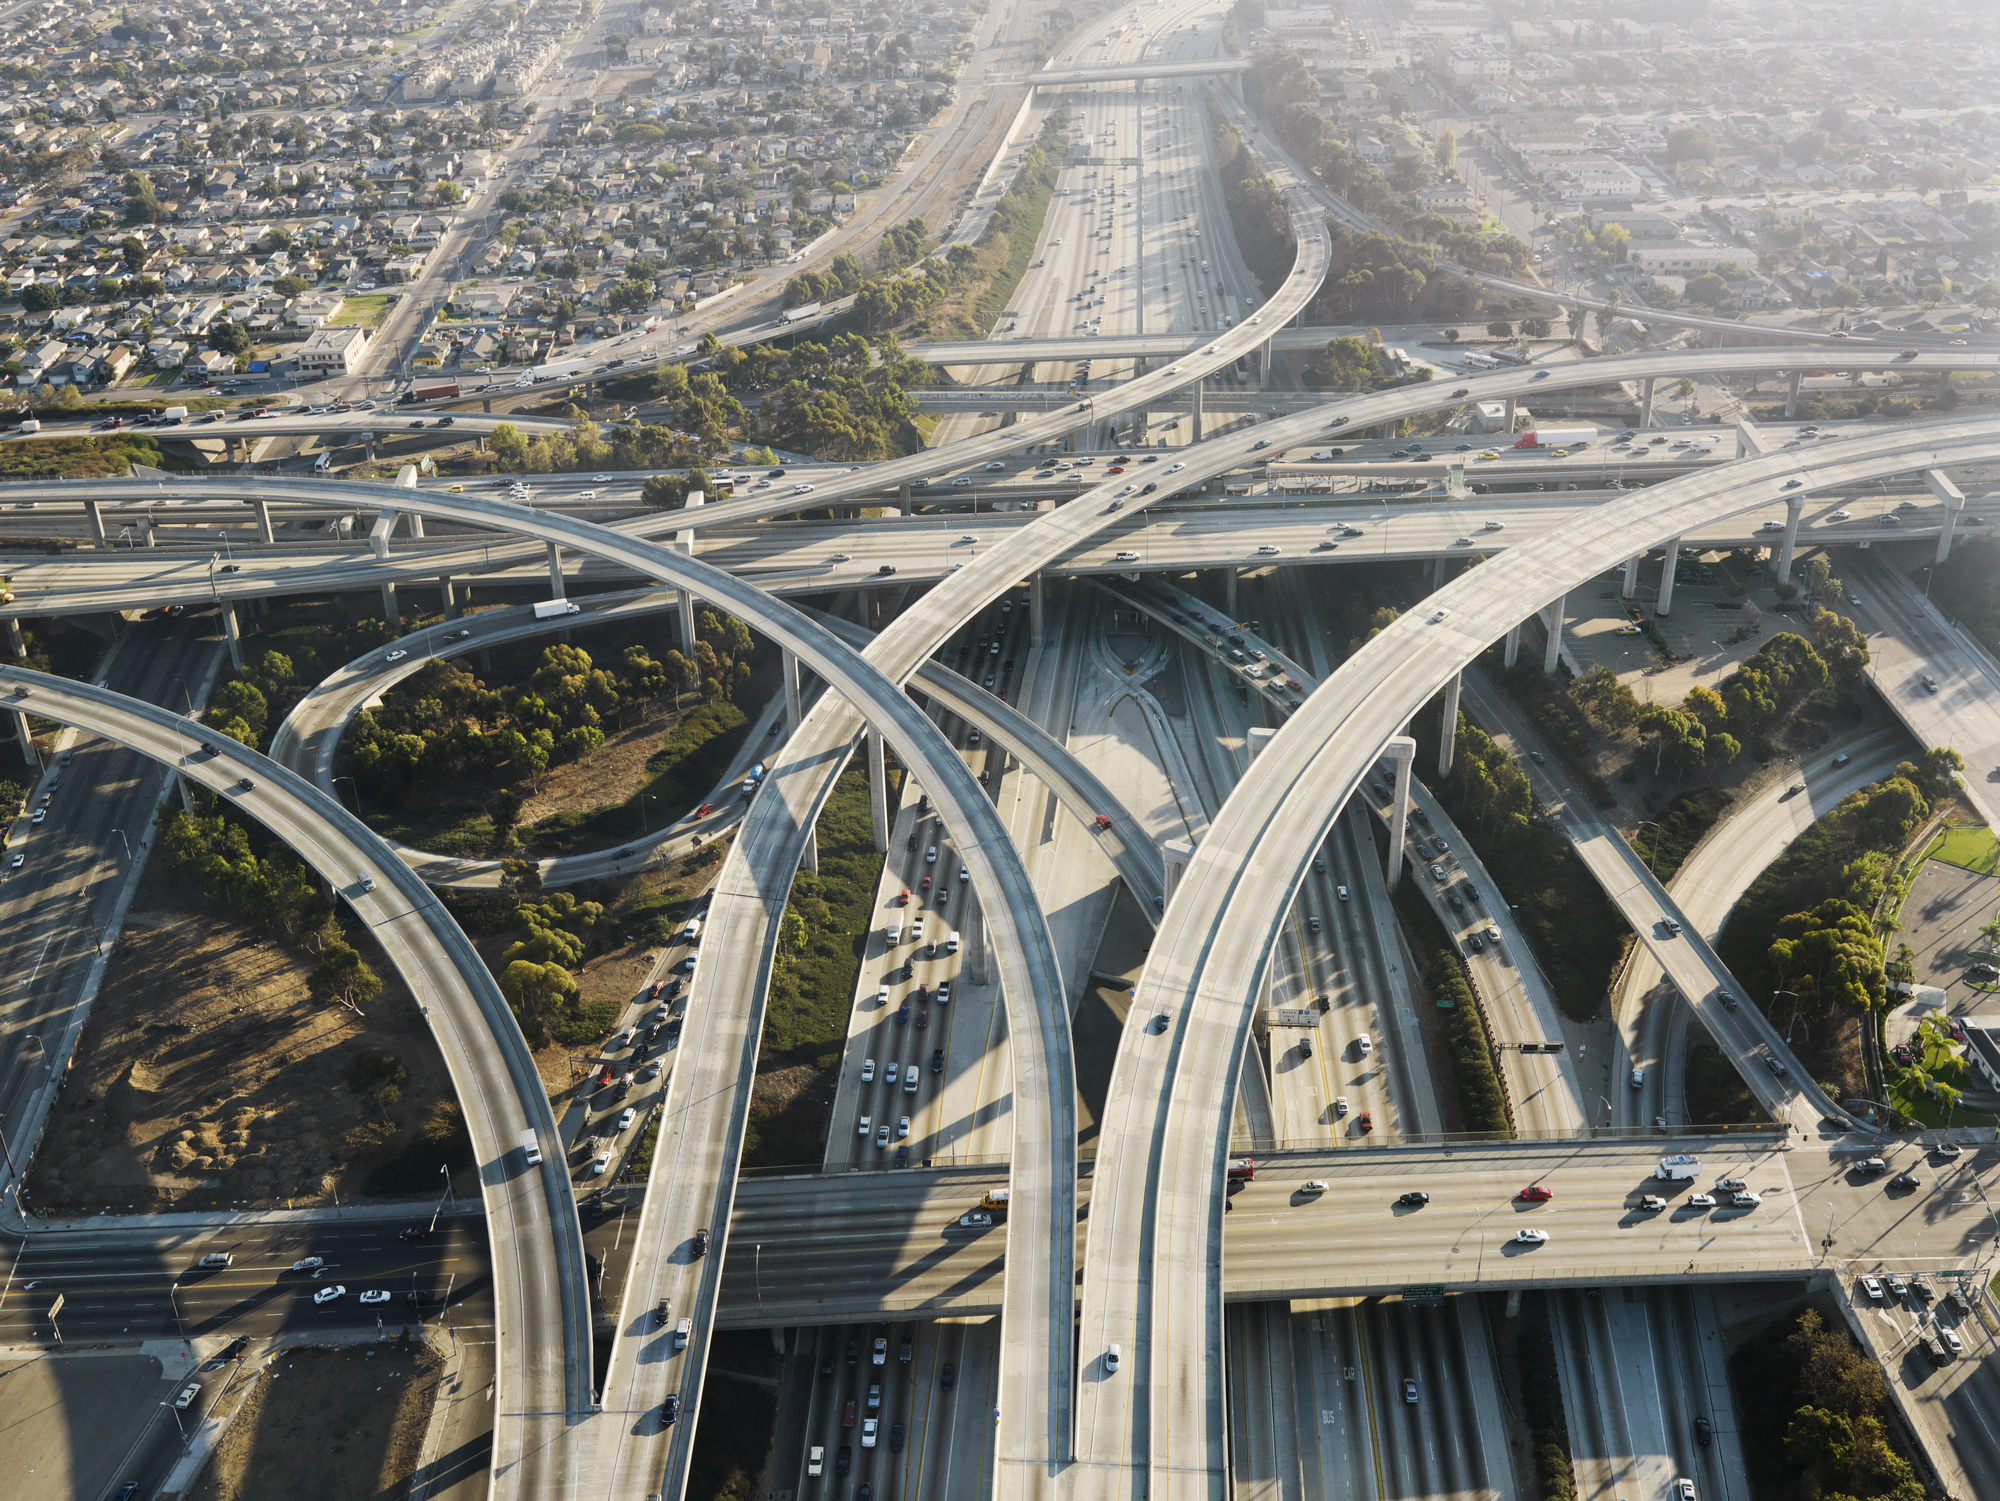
[
  {"left": 521, "top": 1130, "right": 543, "bottom": 1165},
  {"left": 1655, "top": 1153, "right": 1701, "bottom": 1181},
  {"left": 680, "top": 917, "right": 702, "bottom": 943},
  {"left": 161, "top": 406, "right": 188, "bottom": 425},
  {"left": 16, "top": 419, "right": 40, "bottom": 434},
  {"left": 532, "top": 599, "right": 582, "bottom": 620}
]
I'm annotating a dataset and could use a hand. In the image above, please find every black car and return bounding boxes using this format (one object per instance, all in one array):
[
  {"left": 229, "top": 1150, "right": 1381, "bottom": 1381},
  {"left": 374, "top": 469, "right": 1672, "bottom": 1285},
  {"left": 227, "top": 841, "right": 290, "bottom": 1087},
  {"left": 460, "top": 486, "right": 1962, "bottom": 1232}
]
[
  {"left": 890, "top": 1423, "right": 906, "bottom": 1453},
  {"left": 692, "top": 1228, "right": 709, "bottom": 1258},
  {"left": 940, "top": 1363, "right": 956, "bottom": 1391},
  {"left": 1399, "top": 1191, "right": 1430, "bottom": 1206},
  {"left": 662, "top": 1394, "right": 681, "bottom": 1424},
  {"left": 398, "top": 1226, "right": 433, "bottom": 1242},
  {"left": 820, "top": 1357, "right": 835, "bottom": 1381},
  {"left": 656, "top": 1299, "right": 672, "bottom": 1328},
  {"left": 769, "top": 467, "right": 786, "bottom": 478},
  {"left": 846, "top": 1339, "right": 860, "bottom": 1365},
  {"left": 1694, "top": 1415, "right": 1712, "bottom": 1446},
  {"left": 407, "top": 1290, "right": 442, "bottom": 1306},
  {"left": 836, "top": 1446, "right": 852, "bottom": 1476},
  {"left": 931, "top": 1048, "right": 945, "bottom": 1074}
]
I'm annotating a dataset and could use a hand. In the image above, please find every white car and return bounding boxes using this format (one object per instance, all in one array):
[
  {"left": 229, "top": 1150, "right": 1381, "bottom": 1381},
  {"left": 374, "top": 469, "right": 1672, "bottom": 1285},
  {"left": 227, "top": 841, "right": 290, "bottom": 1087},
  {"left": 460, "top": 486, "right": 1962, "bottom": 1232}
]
[
  {"left": 926, "top": 846, "right": 938, "bottom": 864},
  {"left": 292, "top": 1257, "right": 325, "bottom": 1273},
  {"left": 1828, "top": 508, "right": 1851, "bottom": 520},
  {"left": 1114, "top": 550, "right": 1141, "bottom": 562},
  {"left": 958, "top": 1210, "right": 993, "bottom": 1229},
  {"left": 385, "top": 649, "right": 407, "bottom": 663},
  {"left": 897, "top": 1115, "right": 911, "bottom": 1138},
  {"left": 594, "top": 474, "right": 611, "bottom": 482},
  {"left": 793, "top": 483, "right": 815, "bottom": 494},
  {"left": 1300, "top": 1179, "right": 1328, "bottom": 1195},
  {"left": 617, "top": 1106, "right": 638, "bottom": 1131},
  {"left": 1514, "top": 1228, "right": 1548, "bottom": 1245},
  {"left": 590, "top": 1152, "right": 612, "bottom": 1176},
  {"left": 861, "top": 1058, "right": 875, "bottom": 1082},
  {"left": 1255, "top": 544, "right": 1280, "bottom": 555},
  {"left": 1168, "top": 462, "right": 1185, "bottom": 473},
  {"left": 359, "top": 1289, "right": 391, "bottom": 1305},
  {"left": 312, "top": 1283, "right": 348, "bottom": 1304},
  {"left": 1356, "top": 1034, "right": 1373, "bottom": 1056},
  {"left": 958, "top": 533, "right": 978, "bottom": 543},
  {"left": 576, "top": 490, "right": 596, "bottom": 501}
]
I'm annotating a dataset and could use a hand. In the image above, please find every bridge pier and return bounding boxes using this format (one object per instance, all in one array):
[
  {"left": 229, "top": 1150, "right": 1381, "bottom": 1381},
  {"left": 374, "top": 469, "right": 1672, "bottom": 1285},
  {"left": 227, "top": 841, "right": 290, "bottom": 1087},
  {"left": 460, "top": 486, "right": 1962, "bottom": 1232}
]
[
  {"left": 253, "top": 498, "right": 275, "bottom": 545},
  {"left": 1784, "top": 370, "right": 1803, "bottom": 420},
  {"left": 1775, "top": 498, "right": 1805, "bottom": 585},
  {"left": 1191, "top": 381, "right": 1204, "bottom": 443},
  {"left": 1437, "top": 674, "right": 1462, "bottom": 775},
  {"left": 1382, "top": 736, "right": 1416, "bottom": 888},
  {"left": 1939, "top": 369, "right": 1953, "bottom": 402},
  {"left": 868, "top": 731, "right": 888, "bottom": 853},
  {"left": 783, "top": 647, "right": 802, "bottom": 733},
  {"left": 223, "top": 600, "right": 245, "bottom": 670},
  {"left": 1224, "top": 567, "right": 1237, "bottom": 618},
  {"left": 84, "top": 499, "right": 106, "bottom": 544},
  {"left": 1925, "top": 470, "right": 1967, "bottom": 563},
  {"left": 899, "top": 482, "right": 913, "bottom": 516},
  {"left": 1657, "top": 537, "right": 1683, "bottom": 615},
  {"left": 379, "top": 583, "right": 400, "bottom": 632},
  {"left": 1430, "top": 555, "right": 1446, "bottom": 589},
  {"left": 13, "top": 708, "right": 36, "bottom": 768},
  {"left": 1542, "top": 594, "right": 1566, "bottom": 673},
  {"left": 1503, "top": 622, "right": 1521, "bottom": 668},
  {"left": 801, "top": 826, "right": 818, "bottom": 874},
  {"left": 408, "top": 513, "right": 426, "bottom": 539},
  {"left": 963, "top": 906, "right": 990, "bottom": 985},
  {"left": 1622, "top": 554, "right": 1639, "bottom": 599},
  {"left": 546, "top": 542, "right": 565, "bottom": 598},
  {"left": 439, "top": 576, "right": 459, "bottom": 618},
  {"left": 1502, "top": 395, "right": 1517, "bottom": 432},
  {"left": 483, "top": 398, "right": 492, "bottom": 414},
  {"left": 1246, "top": 726, "right": 1277, "bottom": 762},
  {"left": 1162, "top": 837, "right": 1195, "bottom": 905},
  {"left": 1639, "top": 377, "right": 1656, "bottom": 428},
  {"left": 6, "top": 618, "right": 23, "bottom": 659}
]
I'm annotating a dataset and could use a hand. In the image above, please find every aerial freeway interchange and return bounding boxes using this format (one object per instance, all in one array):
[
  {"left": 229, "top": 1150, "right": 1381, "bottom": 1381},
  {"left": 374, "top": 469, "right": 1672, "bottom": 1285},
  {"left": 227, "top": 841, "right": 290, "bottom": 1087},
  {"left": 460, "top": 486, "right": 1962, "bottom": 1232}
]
[{"left": 8, "top": 46, "right": 2000, "bottom": 1501}]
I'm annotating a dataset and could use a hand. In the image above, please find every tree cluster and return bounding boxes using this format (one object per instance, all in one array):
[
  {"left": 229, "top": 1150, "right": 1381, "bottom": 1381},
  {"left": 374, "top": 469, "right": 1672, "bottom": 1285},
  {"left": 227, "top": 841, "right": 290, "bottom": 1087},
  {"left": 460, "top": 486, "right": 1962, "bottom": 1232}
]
[
  {"left": 1733, "top": 1308, "right": 1923, "bottom": 1501},
  {"left": 1302, "top": 335, "right": 1433, "bottom": 392},
  {"left": 498, "top": 890, "right": 606, "bottom": 1047}
]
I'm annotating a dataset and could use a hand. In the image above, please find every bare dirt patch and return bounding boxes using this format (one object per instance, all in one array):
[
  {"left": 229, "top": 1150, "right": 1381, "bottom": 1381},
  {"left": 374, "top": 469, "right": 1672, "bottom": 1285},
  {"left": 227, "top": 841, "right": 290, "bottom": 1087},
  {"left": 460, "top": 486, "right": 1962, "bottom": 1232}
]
[
  {"left": 514, "top": 698, "right": 712, "bottom": 828},
  {"left": 25, "top": 857, "right": 459, "bottom": 1216},
  {"left": 192, "top": 1340, "right": 443, "bottom": 1501}
]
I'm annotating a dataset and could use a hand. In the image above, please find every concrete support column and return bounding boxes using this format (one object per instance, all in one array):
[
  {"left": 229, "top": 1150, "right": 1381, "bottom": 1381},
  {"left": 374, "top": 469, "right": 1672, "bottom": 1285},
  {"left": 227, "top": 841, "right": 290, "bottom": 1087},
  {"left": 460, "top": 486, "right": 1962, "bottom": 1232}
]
[
  {"left": 1639, "top": 377, "right": 1656, "bottom": 428},
  {"left": 5, "top": 618, "right": 24, "bottom": 659},
  {"left": 867, "top": 731, "right": 888, "bottom": 853},
  {"left": 1191, "top": 380, "right": 1204, "bottom": 443},
  {"left": 1775, "top": 498, "right": 1806, "bottom": 585},
  {"left": 408, "top": 513, "right": 425, "bottom": 539},
  {"left": 439, "top": 576, "right": 459, "bottom": 618},
  {"left": 1503, "top": 622, "right": 1522, "bottom": 669},
  {"left": 964, "top": 906, "right": 991, "bottom": 985},
  {"left": 176, "top": 772, "right": 194, "bottom": 811},
  {"left": 1161, "top": 837, "right": 1195, "bottom": 905},
  {"left": 1029, "top": 573, "right": 1045, "bottom": 646},
  {"left": 801, "top": 826, "right": 818, "bottom": 874},
  {"left": 14, "top": 709, "right": 37, "bottom": 768},
  {"left": 1430, "top": 555, "right": 1446, "bottom": 589},
  {"left": 1225, "top": 568, "right": 1238, "bottom": 618},
  {"left": 1542, "top": 593, "right": 1567, "bottom": 674},
  {"left": 545, "top": 541, "right": 565, "bottom": 599},
  {"left": 1940, "top": 370, "right": 1952, "bottom": 402},
  {"left": 678, "top": 591, "right": 697, "bottom": 650},
  {"left": 84, "top": 499, "right": 106, "bottom": 544},
  {"left": 142, "top": 519, "right": 156, "bottom": 549},
  {"left": 253, "top": 498, "right": 275, "bottom": 545},
  {"left": 1622, "top": 555, "right": 1639, "bottom": 599},
  {"left": 223, "top": 601, "right": 245, "bottom": 670},
  {"left": 782, "top": 646, "right": 802, "bottom": 733},
  {"left": 1383, "top": 736, "right": 1416, "bottom": 889},
  {"left": 1784, "top": 371, "right": 1803, "bottom": 420},
  {"left": 1927, "top": 469, "right": 1967, "bottom": 563},
  {"left": 1502, "top": 395, "right": 1517, "bottom": 432},
  {"left": 1657, "top": 537, "right": 1683, "bottom": 616},
  {"left": 1438, "top": 673, "right": 1462, "bottom": 776},
  {"left": 1246, "top": 726, "right": 1277, "bottom": 762},
  {"left": 898, "top": 482, "right": 913, "bottom": 516},
  {"left": 379, "top": 583, "right": 400, "bottom": 633}
]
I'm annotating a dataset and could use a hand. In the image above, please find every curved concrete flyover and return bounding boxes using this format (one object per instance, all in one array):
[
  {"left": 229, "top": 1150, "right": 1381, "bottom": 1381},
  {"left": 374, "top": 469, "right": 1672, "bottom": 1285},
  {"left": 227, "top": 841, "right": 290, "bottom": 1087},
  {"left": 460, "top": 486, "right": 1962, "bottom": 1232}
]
[
  {"left": 266, "top": 588, "right": 1164, "bottom": 912},
  {"left": 224, "top": 485, "right": 1082, "bottom": 1501},
  {"left": 0, "top": 411, "right": 576, "bottom": 446},
  {"left": 0, "top": 668, "right": 593, "bottom": 1501},
  {"left": 1075, "top": 413, "right": 2000, "bottom": 1501}
]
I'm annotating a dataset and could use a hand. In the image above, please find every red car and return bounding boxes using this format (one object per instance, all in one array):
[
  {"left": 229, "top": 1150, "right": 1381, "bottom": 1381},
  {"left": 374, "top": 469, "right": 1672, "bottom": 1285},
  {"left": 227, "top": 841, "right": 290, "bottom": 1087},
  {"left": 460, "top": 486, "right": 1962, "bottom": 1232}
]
[
  {"left": 1452, "top": 387, "right": 1470, "bottom": 397},
  {"left": 398, "top": 1227, "right": 433, "bottom": 1242},
  {"left": 897, "top": 889, "right": 911, "bottom": 907},
  {"left": 1357, "top": 1113, "right": 1373, "bottom": 1133},
  {"left": 920, "top": 875, "right": 932, "bottom": 891},
  {"left": 916, "top": 1009, "right": 930, "bottom": 1029},
  {"left": 843, "top": 1399, "right": 857, "bottom": 1428},
  {"left": 1094, "top": 814, "right": 1113, "bottom": 829},
  {"left": 695, "top": 803, "right": 713, "bottom": 817},
  {"left": 647, "top": 982, "right": 664, "bottom": 1001},
  {"left": 1519, "top": 1184, "right": 1553, "bottom": 1202},
  {"left": 1106, "top": 466, "right": 1125, "bottom": 475}
]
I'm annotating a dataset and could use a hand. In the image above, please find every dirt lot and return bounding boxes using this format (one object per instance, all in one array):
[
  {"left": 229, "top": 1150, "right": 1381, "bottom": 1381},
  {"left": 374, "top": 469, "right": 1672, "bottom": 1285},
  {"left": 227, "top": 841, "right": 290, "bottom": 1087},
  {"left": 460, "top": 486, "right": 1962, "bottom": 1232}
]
[
  {"left": 515, "top": 698, "right": 715, "bottom": 828},
  {"left": 192, "top": 1341, "right": 443, "bottom": 1501},
  {"left": 25, "top": 856, "right": 460, "bottom": 1215}
]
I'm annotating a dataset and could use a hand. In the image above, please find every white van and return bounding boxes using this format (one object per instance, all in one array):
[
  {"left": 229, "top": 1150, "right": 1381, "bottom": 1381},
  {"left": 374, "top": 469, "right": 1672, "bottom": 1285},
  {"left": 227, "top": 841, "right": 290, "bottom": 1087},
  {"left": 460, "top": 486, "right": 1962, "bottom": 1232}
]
[
  {"left": 520, "top": 1130, "right": 543, "bottom": 1166},
  {"left": 673, "top": 1317, "right": 692, "bottom": 1350},
  {"left": 680, "top": 917, "right": 702, "bottom": 943},
  {"left": 313, "top": 451, "right": 334, "bottom": 474},
  {"left": 944, "top": 931, "right": 961, "bottom": 955}
]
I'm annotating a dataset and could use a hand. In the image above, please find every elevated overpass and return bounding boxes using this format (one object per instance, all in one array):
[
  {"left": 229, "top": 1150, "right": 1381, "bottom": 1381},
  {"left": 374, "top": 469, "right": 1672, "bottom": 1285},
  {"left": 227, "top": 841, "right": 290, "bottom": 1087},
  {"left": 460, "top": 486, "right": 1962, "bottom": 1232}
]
[
  {"left": 0, "top": 670, "right": 593, "bottom": 1500},
  {"left": 1006, "top": 56, "right": 1251, "bottom": 87},
  {"left": 705, "top": 1128, "right": 1974, "bottom": 1328},
  {"left": 1076, "top": 411, "right": 2000, "bottom": 1500}
]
